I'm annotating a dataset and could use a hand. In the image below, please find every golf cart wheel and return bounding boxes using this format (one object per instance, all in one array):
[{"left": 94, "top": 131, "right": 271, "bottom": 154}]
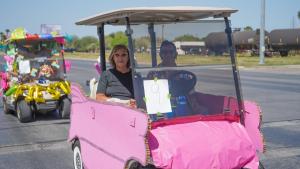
[
  {"left": 3, "top": 97, "right": 12, "bottom": 114},
  {"left": 259, "top": 161, "right": 265, "bottom": 169},
  {"left": 59, "top": 96, "right": 71, "bottom": 119},
  {"left": 73, "top": 140, "right": 84, "bottom": 169},
  {"left": 126, "top": 160, "right": 156, "bottom": 169},
  {"left": 16, "top": 100, "right": 33, "bottom": 123}
]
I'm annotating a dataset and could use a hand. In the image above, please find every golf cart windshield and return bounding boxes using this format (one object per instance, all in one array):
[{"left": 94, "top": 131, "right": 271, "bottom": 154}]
[
  {"left": 131, "top": 21, "right": 240, "bottom": 121},
  {"left": 14, "top": 39, "right": 64, "bottom": 82}
]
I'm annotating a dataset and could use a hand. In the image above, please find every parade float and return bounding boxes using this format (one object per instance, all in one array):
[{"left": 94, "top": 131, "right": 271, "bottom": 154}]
[
  {"left": 69, "top": 7, "right": 265, "bottom": 169},
  {"left": 0, "top": 28, "right": 71, "bottom": 122}
]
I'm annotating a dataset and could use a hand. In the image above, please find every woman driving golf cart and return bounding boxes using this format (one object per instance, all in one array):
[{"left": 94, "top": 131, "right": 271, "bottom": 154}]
[{"left": 96, "top": 44, "right": 136, "bottom": 107}]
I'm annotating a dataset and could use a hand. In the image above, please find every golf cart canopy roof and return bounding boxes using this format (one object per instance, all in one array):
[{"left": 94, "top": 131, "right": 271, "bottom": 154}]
[{"left": 76, "top": 6, "right": 238, "bottom": 26}]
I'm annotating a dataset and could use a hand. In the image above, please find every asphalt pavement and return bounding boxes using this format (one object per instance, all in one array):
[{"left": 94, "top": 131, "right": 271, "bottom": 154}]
[{"left": 239, "top": 66, "right": 300, "bottom": 169}]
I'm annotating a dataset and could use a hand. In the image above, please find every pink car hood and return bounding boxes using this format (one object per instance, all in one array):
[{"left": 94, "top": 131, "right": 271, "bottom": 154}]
[{"left": 148, "top": 121, "right": 258, "bottom": 169}]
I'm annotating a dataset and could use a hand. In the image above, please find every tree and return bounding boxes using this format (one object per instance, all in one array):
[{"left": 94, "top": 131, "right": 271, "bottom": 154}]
[
  {"left": 5, "top": 29, "right": 10, "bottom": 37},
  {"left": 174, "top": 34, "right": 201, "bottom": 41},
  {"left": 76, "top": 36, "right": 99, "bottom": 52},
  {"left": 244, "top": 26, "right": 253, "bottom": 31},
  {"left": 65, "top": 35, "right": 79, "bottom": 49},
  {"left": 104, "top": 35, "right": 113, "bottom": 50},
  {"left": 0, "top": 32, "right": 5, "bottom": 41},
  {"left": 298, "top": 11, "right": 300, "bottom": 20},
  {"left": 86, "top": 43, "right": 98, "bottom": 53},
  {"left": 110, "top": 31, "right": 128, "bottom": 47},
  {"left": 0, "top": 32, "right": 5, "bottom": 51},
  {"left": 134, "top": 36, "right": 150, "bottom": 52}
]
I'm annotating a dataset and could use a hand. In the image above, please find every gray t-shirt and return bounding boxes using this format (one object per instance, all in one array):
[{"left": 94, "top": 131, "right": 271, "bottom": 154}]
[{"left": 97, "top": 68, "right": 134, "bottom": 100}]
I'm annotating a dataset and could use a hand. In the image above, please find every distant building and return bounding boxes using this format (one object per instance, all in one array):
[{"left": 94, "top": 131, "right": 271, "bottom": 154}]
[{"left": 173, "top": 41, "right": 205, "bottom": 55}]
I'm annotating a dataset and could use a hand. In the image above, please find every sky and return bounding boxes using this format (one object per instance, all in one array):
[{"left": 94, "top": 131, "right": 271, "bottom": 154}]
[{"left": 1, "top": 0, "right": 299, "bottom": 37}]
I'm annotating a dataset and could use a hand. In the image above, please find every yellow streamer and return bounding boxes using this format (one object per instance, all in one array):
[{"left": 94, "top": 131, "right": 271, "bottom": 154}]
[
  {"left": 25, "top": 86, "right": 35, "bottom": 102},
  {"left": 12, "top": 81, "right": 71, "bottom": 103},
  {"left": 58, "top": 81, "right": 71, "bottom": 94},
  {"left": 47, "top": 86, "right": 60, "bottom": 100},
  {"left": 13, "top": 84, "right": 28, "bottom": 99}
]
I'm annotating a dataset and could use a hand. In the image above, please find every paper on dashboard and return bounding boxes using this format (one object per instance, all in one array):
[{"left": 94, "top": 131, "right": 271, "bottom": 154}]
[{"left": 143, "top": 79, "right": 172, "bottom": 114}]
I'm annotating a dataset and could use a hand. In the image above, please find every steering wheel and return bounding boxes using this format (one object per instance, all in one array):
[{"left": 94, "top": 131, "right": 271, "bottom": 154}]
[
  {"left": 147, "top": 70, "right": 169, "bottom": 79},
  {"left": 169, "top": 70, "right": 197, "bottom": 96}
]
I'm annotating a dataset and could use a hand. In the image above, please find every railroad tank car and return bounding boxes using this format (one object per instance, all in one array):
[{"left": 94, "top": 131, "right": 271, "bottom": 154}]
[
  {"left": 269, "top": 28, "right": 300, "bottom": 56},
  {"left": 204, "top": 32, "right": 228, "bottom": 55}
]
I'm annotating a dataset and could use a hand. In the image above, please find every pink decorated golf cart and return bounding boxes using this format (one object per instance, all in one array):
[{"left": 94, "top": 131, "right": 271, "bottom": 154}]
[{"left": 69, "top": 7, "right": 265, "bottom": 169}]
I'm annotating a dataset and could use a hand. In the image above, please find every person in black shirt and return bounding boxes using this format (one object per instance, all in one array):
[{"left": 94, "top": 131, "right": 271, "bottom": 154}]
[
  {"left": 158, "top": 40, "right": 177, "bottom": 67},
  {"left": 148, "top": 41, "right": 178, "bottom": 79},
  {"left": 96, "top": 44, "right": 135, "bottom": 107}
]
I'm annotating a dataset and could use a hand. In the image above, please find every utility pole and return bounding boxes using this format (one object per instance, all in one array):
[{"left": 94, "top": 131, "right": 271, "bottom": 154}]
[
  {"left": 161, "top": 24, "right": 165, "bottom": 42},
  {"left": 292, "top": 16, "right": 295, "bottom": 28},
  {"left": 259, "top": 0, "right": 265, "bottom": 64}
]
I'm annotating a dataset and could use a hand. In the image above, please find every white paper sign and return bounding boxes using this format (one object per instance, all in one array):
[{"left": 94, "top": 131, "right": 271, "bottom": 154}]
[
  {"left": 18, "top": 60, "right": 31, "bottom": 74},
  {"left": 143, "top": 79, "right": 172, "bottom": 114}
]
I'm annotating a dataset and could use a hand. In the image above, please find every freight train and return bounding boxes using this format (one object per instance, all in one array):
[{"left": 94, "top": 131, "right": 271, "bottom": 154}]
[{"left": 204, "top": 28, "right": 300, "bottom": 56}]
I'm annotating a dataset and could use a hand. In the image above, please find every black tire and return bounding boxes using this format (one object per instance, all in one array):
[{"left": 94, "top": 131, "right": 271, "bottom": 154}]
[
  {"left": 259, "top": 161, "right": 265, "bottom": 169},
  {"left": 280, "top": 50, "right": 288, "bottom": 57},
  {"left": 3, "top": 97, "right": 12, "bottom": 114},
  {"left": 126, "top": 160, "right": 141, "bottom": 169},
  {"left": 126, "top": 160, "right": 156, "bottom": 169},
  {"left": 59, "top": 96, "right": 71, "bottom": 119},
  {"left": 16, "top": 100, "right": 33, "bottom": 123},
  {"left": 73, "top": 140, "right": 84, "bottom": 169}
]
